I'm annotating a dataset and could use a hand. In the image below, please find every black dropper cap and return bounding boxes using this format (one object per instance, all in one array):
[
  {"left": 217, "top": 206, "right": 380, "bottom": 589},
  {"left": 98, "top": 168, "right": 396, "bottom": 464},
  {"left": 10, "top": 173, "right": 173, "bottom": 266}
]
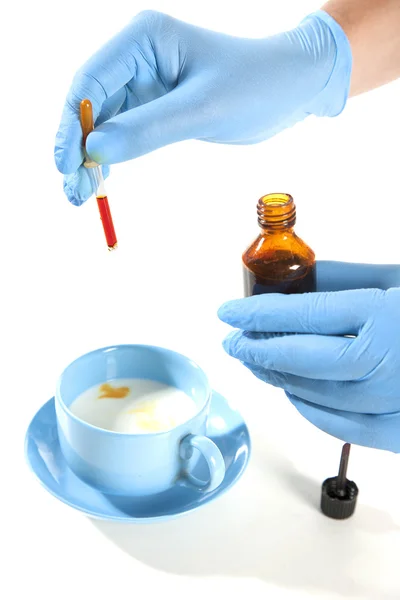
[{"left": 321, "top": 443, "right": 358, "bottom": 519}]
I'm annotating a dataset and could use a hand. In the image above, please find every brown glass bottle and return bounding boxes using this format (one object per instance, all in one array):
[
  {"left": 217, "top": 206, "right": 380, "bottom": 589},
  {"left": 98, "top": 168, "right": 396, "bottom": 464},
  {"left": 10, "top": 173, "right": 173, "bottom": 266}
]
[{"left": 243, "top": 193, "right": 316, "bottom": 297}]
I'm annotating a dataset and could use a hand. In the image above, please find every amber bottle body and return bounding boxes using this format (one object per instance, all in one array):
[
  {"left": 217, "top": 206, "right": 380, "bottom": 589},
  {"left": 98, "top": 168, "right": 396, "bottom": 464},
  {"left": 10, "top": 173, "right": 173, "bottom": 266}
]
[{"left": 243, "top": 194, "right": 316, "bottom": 297}]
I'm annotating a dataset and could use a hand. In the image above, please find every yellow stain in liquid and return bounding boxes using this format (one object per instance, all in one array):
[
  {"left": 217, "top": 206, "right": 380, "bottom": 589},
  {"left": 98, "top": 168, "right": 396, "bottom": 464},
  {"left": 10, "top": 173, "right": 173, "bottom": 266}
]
[
  {"left": 98, "top": 383, "right": 130, "bottom": 399},
  {"left": 128, "top": 405, "right": 178, "bottom": 432}
]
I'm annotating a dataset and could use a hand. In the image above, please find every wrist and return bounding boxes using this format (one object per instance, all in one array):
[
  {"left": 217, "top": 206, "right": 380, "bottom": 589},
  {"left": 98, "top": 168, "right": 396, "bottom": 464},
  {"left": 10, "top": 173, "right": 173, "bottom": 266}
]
[{"left": 302, "top": 10, "right": 352, "bottom": 118}]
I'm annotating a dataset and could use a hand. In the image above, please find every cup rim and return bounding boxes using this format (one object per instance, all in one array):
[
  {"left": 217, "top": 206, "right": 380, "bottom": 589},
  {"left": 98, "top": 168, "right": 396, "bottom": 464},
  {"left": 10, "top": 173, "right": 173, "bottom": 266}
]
[{"left": 55, "top": 344, "right": 212, "bottom": 437}]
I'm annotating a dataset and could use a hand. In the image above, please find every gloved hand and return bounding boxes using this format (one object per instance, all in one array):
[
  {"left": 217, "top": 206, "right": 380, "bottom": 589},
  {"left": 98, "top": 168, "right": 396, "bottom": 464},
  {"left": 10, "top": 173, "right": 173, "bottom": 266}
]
[
  {"left": 218, "top": 261, "right": 400, "bottom": 453},
  {"left": 55, "top": 9, "right": 351, "bottom": 205}
]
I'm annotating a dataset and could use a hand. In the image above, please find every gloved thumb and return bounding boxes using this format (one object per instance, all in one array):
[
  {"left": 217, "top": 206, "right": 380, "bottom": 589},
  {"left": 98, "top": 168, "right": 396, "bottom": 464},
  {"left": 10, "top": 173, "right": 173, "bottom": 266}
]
[{"left": 86, "top": 83, "right": 204, "bottom": 165}]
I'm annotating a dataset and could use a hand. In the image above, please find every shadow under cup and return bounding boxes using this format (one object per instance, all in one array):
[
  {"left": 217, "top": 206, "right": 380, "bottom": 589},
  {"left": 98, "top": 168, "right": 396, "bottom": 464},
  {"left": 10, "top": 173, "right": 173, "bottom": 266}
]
[{"left": 55, "top": 345, "right": 225, "bottom": 497}]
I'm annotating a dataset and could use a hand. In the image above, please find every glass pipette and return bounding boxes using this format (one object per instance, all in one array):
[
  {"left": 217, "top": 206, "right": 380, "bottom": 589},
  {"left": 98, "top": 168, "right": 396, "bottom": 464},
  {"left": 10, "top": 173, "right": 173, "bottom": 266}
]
[{"left": 79, "top": 99, "right": 117, "bottom": 251}]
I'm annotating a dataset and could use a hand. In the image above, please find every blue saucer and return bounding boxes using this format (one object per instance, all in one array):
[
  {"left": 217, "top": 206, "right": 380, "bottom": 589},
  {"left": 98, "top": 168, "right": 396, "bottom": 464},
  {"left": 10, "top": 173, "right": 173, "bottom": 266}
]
[{"left": 25, "top": 391, "right": 250, "bottom": 522}]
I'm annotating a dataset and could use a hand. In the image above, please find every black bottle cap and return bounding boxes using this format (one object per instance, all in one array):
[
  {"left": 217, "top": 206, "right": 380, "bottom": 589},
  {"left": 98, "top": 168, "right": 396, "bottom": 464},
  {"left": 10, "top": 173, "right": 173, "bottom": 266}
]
[
  {"left": 321, "top": 476, "right": 359, "bottom": 519},
  {"left": 320, "top": 443, "right": 359, "bottom": 520}
]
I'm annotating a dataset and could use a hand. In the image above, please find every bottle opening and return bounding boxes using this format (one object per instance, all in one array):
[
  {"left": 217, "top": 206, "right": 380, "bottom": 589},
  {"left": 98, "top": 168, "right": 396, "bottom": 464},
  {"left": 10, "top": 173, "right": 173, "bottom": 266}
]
[
  {"left": 260, "top": 193, "right": 293, "bottom": 207},
  {"left": 257, "top": 193, "right": 296, "bottom": 230}
]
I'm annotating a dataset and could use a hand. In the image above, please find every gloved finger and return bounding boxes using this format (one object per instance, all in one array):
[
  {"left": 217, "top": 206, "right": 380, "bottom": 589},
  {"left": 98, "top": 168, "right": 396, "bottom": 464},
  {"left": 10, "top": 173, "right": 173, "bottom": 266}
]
[
  {"left": 63, "top": 164, "right": 110, "bottom": 206},
  {"left": 86, "top": 83, "right": 205, "bottom": 165},
  {"left": 55, "top": 92, "right": 126, "bottom": 182},
  {"left": 55, "top": 104, "right": 84, "bottom": 175},
  {"left": 240, "top": 362, "right": 389, "bottom": 414},
  {"left": 317, "top": 261, "right": 400, "bottom": 292},
  {"left": 224, "top": 330, "right": 376, "bottom": 380},
  {"left": 95, "top": 88, "right": 127, "bottom": 127},
  {"left": 241, "top": 361, "right": 346, "bottom": 405},
  {"left": 287, "top": 393, "right": 400, "bottom": 453},
  {"left": 55, "top": 12, "right": 156, "bottom": 174},
  {"left": 218, "top": 289, "right": 385, "bottom": 335}
]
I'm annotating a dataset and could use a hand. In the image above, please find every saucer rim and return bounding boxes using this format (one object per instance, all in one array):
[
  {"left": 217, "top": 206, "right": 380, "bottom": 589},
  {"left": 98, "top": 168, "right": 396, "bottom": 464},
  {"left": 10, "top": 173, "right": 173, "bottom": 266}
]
[{"left": 25, "top": 392, "right": 251, "bottom": 523}]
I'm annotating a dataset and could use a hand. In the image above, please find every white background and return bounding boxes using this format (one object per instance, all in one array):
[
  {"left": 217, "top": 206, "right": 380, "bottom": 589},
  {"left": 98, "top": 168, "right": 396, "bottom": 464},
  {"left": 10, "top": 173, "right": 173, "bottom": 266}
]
[{"left": 2, "top": 0, "right": 400, "bottom": 598}]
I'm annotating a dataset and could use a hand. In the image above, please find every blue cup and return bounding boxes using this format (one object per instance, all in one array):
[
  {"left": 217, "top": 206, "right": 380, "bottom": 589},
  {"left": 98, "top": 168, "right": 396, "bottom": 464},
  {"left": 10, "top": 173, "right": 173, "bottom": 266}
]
[{"left": 55, "top": 345, "right": 226, "bottom": 496}]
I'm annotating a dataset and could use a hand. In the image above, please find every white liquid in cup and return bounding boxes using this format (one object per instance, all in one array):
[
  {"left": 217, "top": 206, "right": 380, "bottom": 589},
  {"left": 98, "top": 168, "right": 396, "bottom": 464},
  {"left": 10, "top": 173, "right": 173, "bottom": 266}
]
[{"left": 69, "top": 378, "right": 198, "bottom": 434}]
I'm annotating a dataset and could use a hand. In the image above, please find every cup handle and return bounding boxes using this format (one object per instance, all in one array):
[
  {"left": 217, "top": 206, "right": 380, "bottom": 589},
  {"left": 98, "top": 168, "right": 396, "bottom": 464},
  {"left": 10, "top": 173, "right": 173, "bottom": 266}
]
[{"left": 179, "top": 434, "right": 225, "bottom": 492}]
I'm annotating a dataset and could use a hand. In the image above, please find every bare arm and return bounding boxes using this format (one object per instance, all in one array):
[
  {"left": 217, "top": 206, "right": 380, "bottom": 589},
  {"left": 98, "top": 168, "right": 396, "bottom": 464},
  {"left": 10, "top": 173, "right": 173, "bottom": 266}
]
[{"left": 322, "top": 0, "right": 400, "bottom": 96}]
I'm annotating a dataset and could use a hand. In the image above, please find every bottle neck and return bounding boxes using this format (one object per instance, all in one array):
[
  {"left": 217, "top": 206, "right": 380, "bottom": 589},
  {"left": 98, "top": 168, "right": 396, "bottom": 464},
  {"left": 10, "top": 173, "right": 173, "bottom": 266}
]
[{"left": 257, "top": 193, "right": 296, "bottom": 232}]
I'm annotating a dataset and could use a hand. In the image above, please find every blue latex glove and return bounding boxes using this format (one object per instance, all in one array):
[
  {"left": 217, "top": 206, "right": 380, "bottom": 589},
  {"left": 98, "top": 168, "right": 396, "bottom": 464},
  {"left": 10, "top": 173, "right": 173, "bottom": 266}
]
[
  {"left": 218, "top": 262, "right": 400, "bottom": 453},
  {"left": 55, "top": 9, "right": 351, "bottom": 205}
]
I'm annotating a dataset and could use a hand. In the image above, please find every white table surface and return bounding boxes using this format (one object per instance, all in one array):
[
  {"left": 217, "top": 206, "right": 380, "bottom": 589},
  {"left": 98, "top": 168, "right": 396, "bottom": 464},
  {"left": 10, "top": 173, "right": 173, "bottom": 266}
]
[{"left": 4, "top": 1, "right": 400, "bottom": 598}]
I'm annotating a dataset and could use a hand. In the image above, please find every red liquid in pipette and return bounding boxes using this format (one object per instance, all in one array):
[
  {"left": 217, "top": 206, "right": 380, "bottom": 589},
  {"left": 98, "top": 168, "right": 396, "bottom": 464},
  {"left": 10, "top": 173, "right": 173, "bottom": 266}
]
[{"left": 96, "top": 195, "right": 117, "bottom": 250}]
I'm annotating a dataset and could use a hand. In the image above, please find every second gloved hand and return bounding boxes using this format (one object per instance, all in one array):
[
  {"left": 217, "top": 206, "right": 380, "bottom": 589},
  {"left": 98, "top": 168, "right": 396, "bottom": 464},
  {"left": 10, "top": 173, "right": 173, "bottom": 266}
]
[
  {"left": 55, "top": 9, "right": 351, "bottom": 205},
  {"left": 218, "top": 262, "right": 400, "bottom": 453}
]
